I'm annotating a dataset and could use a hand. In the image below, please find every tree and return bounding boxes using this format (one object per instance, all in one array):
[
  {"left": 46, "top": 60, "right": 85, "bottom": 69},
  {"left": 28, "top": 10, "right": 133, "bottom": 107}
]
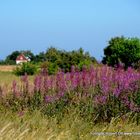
[
  {"left": 5, "top": 51, "right": 21, "bottom": 64},
  {"left": 102, "top": 36, "right": 140, "bottom": 68},
  {"left": 34, "top": 52, "right": 46, "bottom": 62},
  {"left": 45, "top": 47, "right": 61, "bottom": 63}
]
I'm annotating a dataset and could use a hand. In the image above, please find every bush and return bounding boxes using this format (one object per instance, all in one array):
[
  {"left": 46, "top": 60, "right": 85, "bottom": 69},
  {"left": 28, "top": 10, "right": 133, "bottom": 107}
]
[
  {"left": 78, "top": 59, "right": 93, "bottom": 70},
  {"left": 40, "top": 61, "right": 59, "bottom": 75},
  {"left": 13, "top": 63, "right": 37, "bottom": 76}
]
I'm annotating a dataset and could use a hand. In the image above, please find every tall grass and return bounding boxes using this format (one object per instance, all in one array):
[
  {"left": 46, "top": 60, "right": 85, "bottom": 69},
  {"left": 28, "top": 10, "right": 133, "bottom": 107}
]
[
  {"left": 0, "top": 71, "right": 19, "bottom": 85},
  {"left": 1, "top": 108, "right": 140, "bottom": 140}
]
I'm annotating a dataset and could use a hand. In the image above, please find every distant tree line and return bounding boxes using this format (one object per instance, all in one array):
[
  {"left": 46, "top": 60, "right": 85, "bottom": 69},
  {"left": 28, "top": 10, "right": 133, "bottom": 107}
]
[
  {"left": 0, "top": 47, "right": 97, "bottom": 73},
  {"left": 1, "top": 36, "right": 140, "bottom": 73}
]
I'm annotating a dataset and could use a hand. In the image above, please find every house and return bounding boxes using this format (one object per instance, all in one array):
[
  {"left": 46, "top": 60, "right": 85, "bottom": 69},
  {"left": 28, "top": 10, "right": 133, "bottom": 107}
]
[{"left": 16, "top": 54, "right": 31, "bottom": 64}]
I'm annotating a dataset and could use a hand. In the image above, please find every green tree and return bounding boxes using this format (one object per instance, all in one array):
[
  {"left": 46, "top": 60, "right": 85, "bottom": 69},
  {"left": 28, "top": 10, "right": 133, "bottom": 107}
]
[
  {"left": 38, "top": 47, "right": 97, "bottom": 73},
  {"left": 45, "top": 47, "right": 61, "bottom": 63},
  {"left": 34, "top": 52, "right": 46, "bottom": 62},
  {"left": 102, "top": 36, "right": 140, "bottom": 68},
  {"left": 5, "top": 51, "right": 21, "bottom": 64}
]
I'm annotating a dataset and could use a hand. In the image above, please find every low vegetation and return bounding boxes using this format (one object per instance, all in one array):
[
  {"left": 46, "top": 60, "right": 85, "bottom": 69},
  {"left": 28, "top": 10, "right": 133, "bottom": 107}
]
[
  {"left": 1, "top": 109, "right": 140, "bottom": 140},
  {"left": 13, "top": 63, "right": 38, "bottom": 76}
]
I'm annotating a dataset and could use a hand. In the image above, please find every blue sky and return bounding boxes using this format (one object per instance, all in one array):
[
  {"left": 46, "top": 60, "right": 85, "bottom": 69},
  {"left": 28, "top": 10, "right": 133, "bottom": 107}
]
[{"left": 0, "top": 0, "right": 140, "bottom": 60}]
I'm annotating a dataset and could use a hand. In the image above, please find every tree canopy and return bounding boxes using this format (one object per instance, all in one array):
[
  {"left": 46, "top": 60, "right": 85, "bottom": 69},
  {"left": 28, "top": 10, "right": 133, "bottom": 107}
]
[{"left": 102, "top": 36, "right": 140, "bottom": 68}]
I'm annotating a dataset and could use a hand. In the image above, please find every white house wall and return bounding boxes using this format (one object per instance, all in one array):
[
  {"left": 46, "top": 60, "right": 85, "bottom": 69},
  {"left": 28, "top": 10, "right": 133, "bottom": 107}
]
[{"left": 16, "top": 60, "right": 28, "bottom": 64}]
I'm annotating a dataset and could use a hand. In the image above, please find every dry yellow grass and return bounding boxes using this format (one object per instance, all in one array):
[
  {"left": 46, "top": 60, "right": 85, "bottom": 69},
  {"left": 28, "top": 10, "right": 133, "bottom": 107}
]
[
  {"left": 0, "top": 110, "right": 140, "bottom": 140},
  {"left": 0, "top": 65, "right": 16, "bottom": 72},
  {"left": 0, "top": 71, "right": 19, "bottom": 85},
  {"left": 0, "top": 71, "right": 33, "bottom": 91}
]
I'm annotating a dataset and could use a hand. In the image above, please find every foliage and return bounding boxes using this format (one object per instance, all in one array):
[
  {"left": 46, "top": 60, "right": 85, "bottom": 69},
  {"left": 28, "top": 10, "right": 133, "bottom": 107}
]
[
  {"left": 78, "top": 59, "right": 92, "bottom": 70},
  {"left": 32, "top": 47, "right": 96, "bottom": 73},
  {"left": 40, "top": 61, "right": 59, "bottom": 75},
  {"left": 2, "top": 47, "right": 97, "bottom": 72},
  {"left": 44, "top": 47, "right": 96, "bottom": 72},
  {"left": 5, "top": 51, "right": 21, "bottom": 65},
  {"left": 34, "top": 52, "right": 46, "bottom": 62},
  {"left": 102, "top": 36, "right": 140, "bottom": 69},
  {"left": 13, "top": 63, "right": 37, "bottom": 76},
  {"left": 0, "top": 60, "right": 7, "bottom": 65}
]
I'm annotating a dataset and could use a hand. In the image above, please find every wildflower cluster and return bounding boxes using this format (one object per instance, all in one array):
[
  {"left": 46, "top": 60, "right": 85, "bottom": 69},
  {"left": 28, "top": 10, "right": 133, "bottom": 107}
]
[{"left": 1, "top": 65, "right": 140, "bottom": 122}]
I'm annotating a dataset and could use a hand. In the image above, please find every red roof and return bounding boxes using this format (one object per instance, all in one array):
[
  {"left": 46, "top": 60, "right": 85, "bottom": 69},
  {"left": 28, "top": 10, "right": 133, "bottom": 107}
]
[{"left": 16, "top": 54, "right": 28, "bottom": 61}]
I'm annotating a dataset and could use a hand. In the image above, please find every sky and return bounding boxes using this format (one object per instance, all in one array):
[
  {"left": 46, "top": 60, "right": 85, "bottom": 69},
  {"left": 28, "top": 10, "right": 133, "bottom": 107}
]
[{"left": 0, "top": 0, "right": 140, "bottom": 60}]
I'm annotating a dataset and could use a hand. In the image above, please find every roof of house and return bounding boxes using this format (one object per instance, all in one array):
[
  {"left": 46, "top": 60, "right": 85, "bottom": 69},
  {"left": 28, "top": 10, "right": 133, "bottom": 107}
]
[{"left": 16, "top": 54, "right": 28, "bottom": 61}]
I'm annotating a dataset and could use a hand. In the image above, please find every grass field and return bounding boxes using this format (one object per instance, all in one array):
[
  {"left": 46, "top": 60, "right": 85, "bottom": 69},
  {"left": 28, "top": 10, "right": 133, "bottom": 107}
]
[
  {"left": 1, "top": 108, "right": 140, "bottom": 140},
  {"left": 0, "top": 67, "right": 140, "bottom": 140},
  {"left": 0, "top": 70, "right": 33, "bottom": 87},
  {"left": 0, "top": 65, "right": 16, "bottom": 72},
  {"left": 0, "top": 65, "right": 18, "bottom": 86},
  {"left": 0, "top": 71, "right": 19, "bottom": 85}
]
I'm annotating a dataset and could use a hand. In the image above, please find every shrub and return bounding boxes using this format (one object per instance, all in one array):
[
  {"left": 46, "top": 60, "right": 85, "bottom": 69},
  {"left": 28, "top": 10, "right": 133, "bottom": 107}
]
[
  {"left": 13, "top": 63, "right": 37, "bottom": 76},
  {"left": 40, "top": 61, "right": 59, "bottom": 75},
  {"left": 78, "top": 59, "right": 92, "bottom": 70}
]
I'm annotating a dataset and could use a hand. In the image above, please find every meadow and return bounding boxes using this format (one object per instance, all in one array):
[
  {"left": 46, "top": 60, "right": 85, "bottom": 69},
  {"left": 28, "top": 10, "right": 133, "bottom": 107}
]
[{"left": 1, "top": 65, "right": 140, "bottom": 140}]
